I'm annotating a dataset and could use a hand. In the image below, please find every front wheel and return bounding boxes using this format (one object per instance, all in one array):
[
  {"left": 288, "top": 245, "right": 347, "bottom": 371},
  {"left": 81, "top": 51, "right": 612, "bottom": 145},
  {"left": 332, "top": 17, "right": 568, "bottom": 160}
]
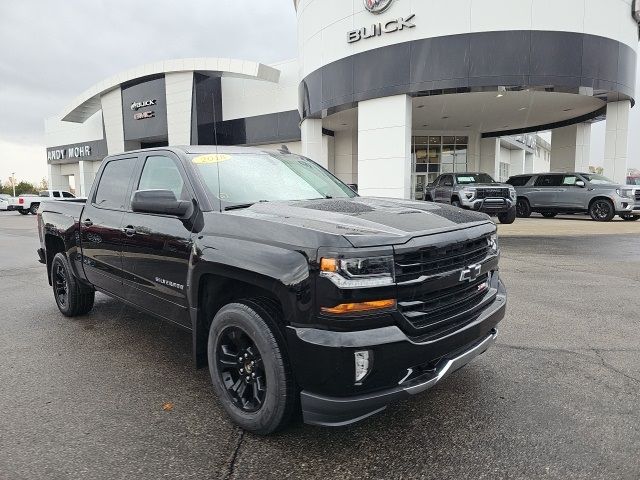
[
  {"left": 589, "top": 199, "right": 615, "bottom": 222},
  {"left": 208, "top": 300, "right": 297, "bottom": 435},
  {"left": 498, "top": 208, "right": 517, "bottom": 225},
  {"left": 620, "top": 213, "right": 640, "bottom": 221},
  {"left": 51, "top": 253, "right": 95, "bottom": 317},
  {"left": 516, "top": 198, "right": 532, "bottom": 218}
]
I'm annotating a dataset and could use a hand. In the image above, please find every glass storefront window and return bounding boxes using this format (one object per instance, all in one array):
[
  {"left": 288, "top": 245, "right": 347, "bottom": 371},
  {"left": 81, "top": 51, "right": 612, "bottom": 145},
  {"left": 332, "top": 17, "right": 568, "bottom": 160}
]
[{"left": 411, "top": 134, "right": 469, "bottom": 200}]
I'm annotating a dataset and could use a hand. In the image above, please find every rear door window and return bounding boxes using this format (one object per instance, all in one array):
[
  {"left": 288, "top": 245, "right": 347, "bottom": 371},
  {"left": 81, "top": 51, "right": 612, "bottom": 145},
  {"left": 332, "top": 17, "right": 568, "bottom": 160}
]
[
  {"left": 535, "top": 175, "right": 563, "bottom": 187},
  {"left": 94, "top": 158, "right": 138, "bottom": 210},
  {"left": 508, "top": 176, "right": 532, "bottom": 187}
]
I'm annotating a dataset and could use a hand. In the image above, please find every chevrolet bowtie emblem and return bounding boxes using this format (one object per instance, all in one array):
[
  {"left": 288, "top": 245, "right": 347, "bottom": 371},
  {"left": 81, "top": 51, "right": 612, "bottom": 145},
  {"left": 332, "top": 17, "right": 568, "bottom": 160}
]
[{"left": 460, "top": 264, "right": 482, "bottom": 283}]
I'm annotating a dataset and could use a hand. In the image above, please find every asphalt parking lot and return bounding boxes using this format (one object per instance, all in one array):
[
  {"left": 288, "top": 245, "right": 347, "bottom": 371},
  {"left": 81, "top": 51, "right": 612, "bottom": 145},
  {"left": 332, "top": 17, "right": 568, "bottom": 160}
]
[{"left": 0, "top": 211, "right": 638, "bottom": 480}]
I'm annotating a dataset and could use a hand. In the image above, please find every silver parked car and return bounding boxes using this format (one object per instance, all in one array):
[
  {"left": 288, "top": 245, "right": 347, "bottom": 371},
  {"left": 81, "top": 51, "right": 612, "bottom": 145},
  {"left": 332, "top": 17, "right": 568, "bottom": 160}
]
[
  {"left": 507, "top": 173, "right": 640, "bottom": 222},
  {"left": 424, "top": 172, "right": 517, "bottom": 224}
]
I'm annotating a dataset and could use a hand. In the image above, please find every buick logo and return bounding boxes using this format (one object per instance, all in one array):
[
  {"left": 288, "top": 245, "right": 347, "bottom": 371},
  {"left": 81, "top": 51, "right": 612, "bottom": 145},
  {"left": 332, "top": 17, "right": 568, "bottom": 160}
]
[
  {"left": 131, "top": 99, "right": 157, "bottom": 111},
  {"left": 364, "top": 0, "right": 393, "bottom": 14},
  {"left": 460, "top": 264, "right": 482, "bottom": 283}
]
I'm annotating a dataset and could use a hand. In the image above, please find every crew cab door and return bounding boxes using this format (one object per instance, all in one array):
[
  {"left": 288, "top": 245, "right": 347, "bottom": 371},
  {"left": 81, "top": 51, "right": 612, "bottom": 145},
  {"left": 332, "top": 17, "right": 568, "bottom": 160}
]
[
  {"left": 121, "top": 153, "right": 194, "bottom": 327},
  {"left": 80, "top": 156, "right": 138, "bottom": 296}
]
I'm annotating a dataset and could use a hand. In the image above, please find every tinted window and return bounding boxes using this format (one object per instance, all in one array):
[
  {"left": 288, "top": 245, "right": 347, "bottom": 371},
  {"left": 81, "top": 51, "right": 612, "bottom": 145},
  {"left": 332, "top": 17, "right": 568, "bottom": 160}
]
[
  {"left": 52, "top": 191, "right": 61, "bottom": 198},
  {"left": 441, "top": 175, "right": 453, "bottom": 186},
  {"left": 62, "top": 192, "right": 75, "bottom": 198},
  {"left": 94, "top": 158, "right": 137, "bottom": 210},
  {"left": 138, "top": 156, "right": 189, "bottom": 201},
  {"left": 535, "top": 175, "right": 563, "bottom": 187},
  {"left": 507, "top": 176, "right": 532, "bottom": 187}
]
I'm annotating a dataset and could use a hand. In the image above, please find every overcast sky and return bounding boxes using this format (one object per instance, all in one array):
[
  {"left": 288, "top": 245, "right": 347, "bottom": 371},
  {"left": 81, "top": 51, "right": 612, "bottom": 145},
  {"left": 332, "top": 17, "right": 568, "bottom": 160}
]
[{"left": 0, "top": 0, "right": 637, "bottom": 184}]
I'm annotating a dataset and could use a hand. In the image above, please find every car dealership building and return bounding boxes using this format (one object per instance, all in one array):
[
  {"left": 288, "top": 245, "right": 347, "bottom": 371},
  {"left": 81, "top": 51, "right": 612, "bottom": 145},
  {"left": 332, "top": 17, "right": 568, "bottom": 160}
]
[{"left": 45, "top": 0, "right": 638, "bottom": 199}]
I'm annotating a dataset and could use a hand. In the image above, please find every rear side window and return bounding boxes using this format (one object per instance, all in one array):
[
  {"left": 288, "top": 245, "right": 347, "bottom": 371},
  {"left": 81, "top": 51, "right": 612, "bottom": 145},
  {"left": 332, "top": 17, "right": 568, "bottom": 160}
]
[
  {"left": 535, "top": 175, "right": 563, "bottom": 187},
  {"left": 94, "top": 158, "right": 137, "bottom": 210},
  {"left": 507, "top": 176, "right": 532, "bottom": 187},
  {"left": 137, "top": 156, "right": 189, "bottom": 201}
]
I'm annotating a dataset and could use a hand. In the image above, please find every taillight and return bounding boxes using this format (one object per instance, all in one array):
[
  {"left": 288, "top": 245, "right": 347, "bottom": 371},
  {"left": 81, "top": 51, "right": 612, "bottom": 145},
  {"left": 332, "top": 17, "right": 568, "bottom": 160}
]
[{"left": 19, "top": 198, "right": 24, "bottom": 204}]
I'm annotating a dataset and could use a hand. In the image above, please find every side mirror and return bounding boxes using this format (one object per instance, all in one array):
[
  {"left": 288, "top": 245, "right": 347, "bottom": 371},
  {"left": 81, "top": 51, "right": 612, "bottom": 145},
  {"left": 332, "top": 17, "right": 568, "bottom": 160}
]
[
  {"left": 131, "top": 190, "right": 192, "bottom": 217},
  {"left": 575, "top": 180, "right": 586, "bottom": 188}
]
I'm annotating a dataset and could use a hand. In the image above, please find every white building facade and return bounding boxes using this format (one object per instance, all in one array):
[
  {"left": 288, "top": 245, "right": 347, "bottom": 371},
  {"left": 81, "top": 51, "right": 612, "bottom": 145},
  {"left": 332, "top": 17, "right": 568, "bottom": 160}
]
[{"left": 46, "top": 0, "right": 638, "bottom": 198}]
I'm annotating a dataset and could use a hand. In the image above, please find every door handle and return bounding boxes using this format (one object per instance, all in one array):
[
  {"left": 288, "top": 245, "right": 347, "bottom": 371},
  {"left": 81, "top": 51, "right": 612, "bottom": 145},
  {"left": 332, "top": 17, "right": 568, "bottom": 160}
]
[
  {"left": 122, "top": 226, "right": 136, "bottom": 237},
  {"left": 82, "top": 219, "right": 93, "bottom": 227}
]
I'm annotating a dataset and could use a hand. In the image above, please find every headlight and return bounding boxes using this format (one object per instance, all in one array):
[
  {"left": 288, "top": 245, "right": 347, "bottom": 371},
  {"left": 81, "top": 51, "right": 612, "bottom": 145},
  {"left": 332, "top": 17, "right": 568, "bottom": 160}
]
[
  {"left": 617, "top": 188, "right": 634, "bottom": 199},
  {"left": 509, "top": 187, "right": 517, "bottom": 200},
  {"left": 461, "top": 187, "right": 477, "bottom": 200},
  {"left": 488, "top": 233, "right": 499, "bottom": 254},
  {"left": 320, "top": 255, "right": 395, "bottom": 289}
]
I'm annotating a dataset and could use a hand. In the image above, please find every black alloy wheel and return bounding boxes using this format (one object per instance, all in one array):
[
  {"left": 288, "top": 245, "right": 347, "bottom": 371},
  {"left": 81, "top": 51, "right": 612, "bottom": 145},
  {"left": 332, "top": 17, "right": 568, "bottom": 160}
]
[
  {"left": 217, "top": 327, "right": 267, "bottom": 413},
  {"left": 53, "top": 262, "right": 69, "bottom": 308},
  {"left": 516, "top": 198, "right": 531, "bottom": 218},
  {"left": 589, "top": 199, "right": 615, "bottom": 222}
]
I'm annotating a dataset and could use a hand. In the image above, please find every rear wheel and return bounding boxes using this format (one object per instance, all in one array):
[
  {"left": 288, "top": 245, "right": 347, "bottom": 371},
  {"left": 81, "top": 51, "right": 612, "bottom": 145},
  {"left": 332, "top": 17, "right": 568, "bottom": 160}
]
[
  {"left": 541, "top": 212, "right": 557, "bottom": 218},
  {"left": 51, "top": 253, "right": 95, "bottom": 317},
  {"left": 451, "top": 198, "right": 461, "bottom": 208},
  {"left": 208, "top": 300, "right": 297, "bottom": 435},
  {"left": 516, "top": 198, "right": 531, "bottom": 218},
  {"left": 620, "top": 213, "right": 640, "bottom": 221},
  {"left": 498, "top": 207, "right": 517, "bottom": 225},
  {"left": 30, "top": 203, "right": 40, "bottom": 215},
  {"left": 589, "top": 199, "right": 615, "bottom": 222}
]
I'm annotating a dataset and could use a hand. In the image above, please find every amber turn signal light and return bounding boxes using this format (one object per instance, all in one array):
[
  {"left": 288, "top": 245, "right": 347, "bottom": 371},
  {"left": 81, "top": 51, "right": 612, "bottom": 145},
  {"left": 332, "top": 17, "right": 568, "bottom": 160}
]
[
  {"left": 320, "top": 258, "right": 338, "bottom": 272},
  {"left": 321, "top": 299, "right": 397, "bottom": 315}
]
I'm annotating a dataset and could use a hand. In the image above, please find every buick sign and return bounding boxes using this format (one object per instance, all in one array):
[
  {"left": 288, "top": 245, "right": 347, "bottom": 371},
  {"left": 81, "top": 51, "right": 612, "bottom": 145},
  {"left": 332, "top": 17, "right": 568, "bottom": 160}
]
[
  {"left": 348, "top": 14, "right": 415, "bottom": 43},
  {"left": 131, "top": 99, "right": 157, "bottom": 111},
  {"left": 364, "top": 0, "right": 393, "bottom": 14}
]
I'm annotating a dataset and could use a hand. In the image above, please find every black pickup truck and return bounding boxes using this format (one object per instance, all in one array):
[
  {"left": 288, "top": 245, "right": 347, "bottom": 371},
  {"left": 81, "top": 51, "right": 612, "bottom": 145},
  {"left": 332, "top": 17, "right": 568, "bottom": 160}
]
[{"left": 37, "top": 146, "right": 506, "bottom": 434}]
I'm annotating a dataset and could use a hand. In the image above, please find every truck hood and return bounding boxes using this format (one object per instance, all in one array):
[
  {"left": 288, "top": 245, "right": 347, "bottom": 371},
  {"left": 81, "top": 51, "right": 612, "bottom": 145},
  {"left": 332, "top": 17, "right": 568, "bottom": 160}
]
[{"left": 226, "top": 197, "right": 493, "bottom": 247}]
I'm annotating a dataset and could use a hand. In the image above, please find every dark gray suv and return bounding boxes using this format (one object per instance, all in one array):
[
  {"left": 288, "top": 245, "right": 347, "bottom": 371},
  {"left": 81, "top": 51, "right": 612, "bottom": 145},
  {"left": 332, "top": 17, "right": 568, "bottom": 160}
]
[{"left": 507, "top": 173, "right": 640, "bottom": 222}]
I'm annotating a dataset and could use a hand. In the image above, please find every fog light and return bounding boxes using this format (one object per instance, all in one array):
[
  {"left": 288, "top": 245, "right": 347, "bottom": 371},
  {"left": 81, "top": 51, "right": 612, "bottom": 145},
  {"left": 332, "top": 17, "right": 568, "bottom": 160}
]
[{"left": 354, "top": 350, "right": 372, "bottom": 384}]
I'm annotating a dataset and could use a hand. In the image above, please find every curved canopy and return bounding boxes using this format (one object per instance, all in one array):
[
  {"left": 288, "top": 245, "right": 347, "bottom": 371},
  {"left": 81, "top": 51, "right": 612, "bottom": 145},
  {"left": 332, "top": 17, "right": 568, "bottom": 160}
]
[{"left": 60, "top": 58, "right": 281, "bottom": 123}]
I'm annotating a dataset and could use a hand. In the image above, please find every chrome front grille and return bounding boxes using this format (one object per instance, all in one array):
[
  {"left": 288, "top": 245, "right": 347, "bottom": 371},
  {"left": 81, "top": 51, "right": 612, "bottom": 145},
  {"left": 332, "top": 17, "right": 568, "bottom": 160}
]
[{"left": 394, "top": 235, "right": 491, "bottom": 284}]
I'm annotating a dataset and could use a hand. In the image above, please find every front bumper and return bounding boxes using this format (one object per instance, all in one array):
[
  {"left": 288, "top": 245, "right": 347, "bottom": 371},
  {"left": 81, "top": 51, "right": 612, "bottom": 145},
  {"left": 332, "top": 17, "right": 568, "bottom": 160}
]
[
  {"left": 291, "top": 280, "right": 506, "bottom": 427},
  {"left": 461, "top": 197, "right": 514, "bottom": 214},
  {"left": 613, "top": 195, "right": 637, "bottom": 214}
]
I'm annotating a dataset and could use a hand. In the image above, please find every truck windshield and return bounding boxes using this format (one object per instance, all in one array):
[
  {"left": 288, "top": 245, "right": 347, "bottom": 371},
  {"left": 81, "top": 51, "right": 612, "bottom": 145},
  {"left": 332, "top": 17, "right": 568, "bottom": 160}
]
[
  {"left": 581, "top": 174, "right": 616, "bottom": 185},
  {"left": 191, "top": 152, "right": 357, "bottom": 207},
  {"left": 456, "top": 174, "right": 495, "bottom": 184}
]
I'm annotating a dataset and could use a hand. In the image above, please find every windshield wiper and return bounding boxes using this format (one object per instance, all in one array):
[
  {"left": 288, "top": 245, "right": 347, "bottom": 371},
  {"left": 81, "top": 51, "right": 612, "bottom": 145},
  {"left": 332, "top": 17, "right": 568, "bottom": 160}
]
[{"left": 224, "top": 200, "right": 269, "bottom": 211}]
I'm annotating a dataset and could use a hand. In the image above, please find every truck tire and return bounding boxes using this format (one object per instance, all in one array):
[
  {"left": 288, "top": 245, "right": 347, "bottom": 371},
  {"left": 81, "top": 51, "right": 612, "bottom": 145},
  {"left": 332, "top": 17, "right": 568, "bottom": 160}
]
[
  {"left": 30, "top": 203, "right": 40, "bottom": 215},
  {"left": 18, "top": 210, "right": 29, "bottom": 215},
  {"left": 516, "top": 198, "right": 531, "bottom": 218},
  {"left": 51, "top": 253, "right": 95, "bottom": 317},
  {"left": 207, "top": 300, "right": 297, "bottom": 435},
  {"left": 589, "top": 199, "right": 615, "bottom": 222},
  {"left": 498, "top": 207, "right": 517, "bottom": 224},
  {"left": 451, "top": 198, "right": 461, "bottom": 208}
]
